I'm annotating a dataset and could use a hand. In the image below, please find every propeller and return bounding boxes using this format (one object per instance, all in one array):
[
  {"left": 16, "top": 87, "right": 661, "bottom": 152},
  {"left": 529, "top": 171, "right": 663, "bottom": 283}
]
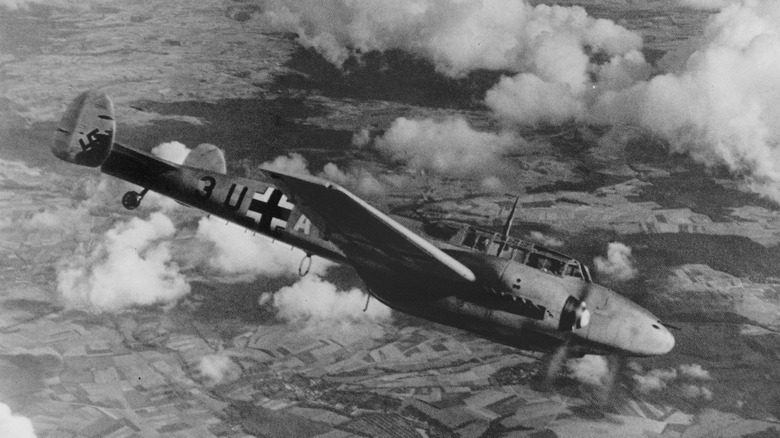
[
  {"left": 597, "top": 353, "right": 627, "bottom": 406},
  {"left": 541, "top": 275, "right": 596, "bottom": 389}
]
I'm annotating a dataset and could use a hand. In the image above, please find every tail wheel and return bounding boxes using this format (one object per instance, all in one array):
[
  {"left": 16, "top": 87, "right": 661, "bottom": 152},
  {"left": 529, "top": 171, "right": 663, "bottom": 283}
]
[{"left": 121, "top": 188, "right": 148, "bottom": 210}]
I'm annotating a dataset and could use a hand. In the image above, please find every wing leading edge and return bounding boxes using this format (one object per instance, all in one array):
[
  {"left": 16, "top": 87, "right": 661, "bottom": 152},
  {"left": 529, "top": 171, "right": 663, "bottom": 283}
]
[{"left": 261, "top": 169, "right": 476, "bottom": 284}]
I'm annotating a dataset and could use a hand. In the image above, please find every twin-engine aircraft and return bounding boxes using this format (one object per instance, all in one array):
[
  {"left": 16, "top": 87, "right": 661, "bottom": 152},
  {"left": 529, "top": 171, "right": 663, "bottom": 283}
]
[{"left": 52, "top": 90, "right": 675, "bottom": 359}]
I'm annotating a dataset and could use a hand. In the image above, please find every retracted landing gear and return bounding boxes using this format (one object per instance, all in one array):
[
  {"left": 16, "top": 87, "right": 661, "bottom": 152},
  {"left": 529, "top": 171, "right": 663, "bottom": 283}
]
[{"left": 121, "top": 188, "right": 149, "bottom": 210}]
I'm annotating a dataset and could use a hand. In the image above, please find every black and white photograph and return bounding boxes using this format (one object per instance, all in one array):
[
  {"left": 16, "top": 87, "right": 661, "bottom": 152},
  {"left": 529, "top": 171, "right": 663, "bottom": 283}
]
[{"left": 1, "top": 0, "right": 779, "bottom": 437}]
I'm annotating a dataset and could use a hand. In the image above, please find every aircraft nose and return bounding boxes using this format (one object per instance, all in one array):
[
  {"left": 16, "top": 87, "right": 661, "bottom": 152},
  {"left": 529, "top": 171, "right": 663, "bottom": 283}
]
[{"left": 639, "top": 320, "right": 676, "bottom": 356}]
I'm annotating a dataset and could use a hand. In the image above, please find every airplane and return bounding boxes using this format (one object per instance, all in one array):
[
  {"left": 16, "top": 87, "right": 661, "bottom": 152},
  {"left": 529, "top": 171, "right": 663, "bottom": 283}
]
[{"left": 51, "top": 90, "right": 675, "bottom": 362}]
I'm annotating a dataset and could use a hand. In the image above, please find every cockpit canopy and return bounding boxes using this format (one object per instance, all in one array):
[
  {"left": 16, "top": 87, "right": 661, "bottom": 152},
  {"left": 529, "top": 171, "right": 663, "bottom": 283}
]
[{"left": 459, "top": 226, "right": 591, "bottom": 282}]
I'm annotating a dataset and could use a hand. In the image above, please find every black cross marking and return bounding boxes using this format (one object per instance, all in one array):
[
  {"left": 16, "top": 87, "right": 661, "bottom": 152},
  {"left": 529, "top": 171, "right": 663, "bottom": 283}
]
[{"left": 248, "top": 189, "right": 292, "bottom": 231}]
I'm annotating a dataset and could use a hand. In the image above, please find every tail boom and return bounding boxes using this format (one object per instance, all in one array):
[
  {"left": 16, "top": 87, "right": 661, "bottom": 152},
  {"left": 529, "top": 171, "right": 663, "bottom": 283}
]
[
  {"left": 100, "top": 143, "right": 347, "bottom": 264},
  {"left": 52, "top": 90, "right": 346, "bottom": 265}
]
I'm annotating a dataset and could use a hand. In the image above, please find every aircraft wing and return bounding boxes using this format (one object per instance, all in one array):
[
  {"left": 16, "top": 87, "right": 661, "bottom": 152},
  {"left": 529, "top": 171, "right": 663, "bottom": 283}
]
[{"left": 262, "top": 169, "right": 476, "bottom": 283}]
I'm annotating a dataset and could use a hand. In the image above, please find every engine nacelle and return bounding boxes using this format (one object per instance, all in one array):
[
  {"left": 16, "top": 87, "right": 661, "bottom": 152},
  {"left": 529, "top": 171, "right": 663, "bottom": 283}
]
[
  {"left": 457, "top": 252, "right": 591, "bottom": 331},
  {"left": 52, "top": 90, "right": 115, "bottom": 167}
]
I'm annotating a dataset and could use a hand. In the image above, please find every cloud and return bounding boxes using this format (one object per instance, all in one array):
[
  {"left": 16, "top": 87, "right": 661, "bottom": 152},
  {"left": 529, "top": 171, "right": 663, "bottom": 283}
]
[
  {"left": 320, "top": 162, "right": 386, "bottom": 196},
  {"left": 195, "top": 217, "right": 331, "bottom": 280},
  {"left": 261, "top": 153, "right": 312, "bottom": 176},
  {"left": 374, "top": 116, "right": 518, "bottom": 176},
  {"left": 591, "top": 0, "right": 780, "bottom": 203},
  {"left": 259, "top": 0, "right": 642, "bottom": 79},
  {"left": 681, "top": 384, "right": 714, "bottom": 400},
  {"left": 352, "top": 128, "right": 372, "bottom": 148},
  {"left": 260, "top": 152, "right": 387, "bottom": 195},
  {"left": 257, "top": 0, "right": 646, "bottom": 133},
  {"left": 486, "top": 73, "right": 584, "bottom": 126},
  {"left": 198, "top": 354, "right": 241, "bottom": 384},
  {"left": 631, "top": 363, "right": 714, "bottom": 397},
  {"left": 259, "top": 274, "right": 392, "bottom": 333},
  {"left": 151, "top": 141, "right": 191, "bottom": 165},
  {"left": 632, "top": 367, "right": 678, "bottom": 394},
  {"left": 594, "top": 242, "right": 638, "bottom": 281},
  {"left": 528, "top": 231, "right": 564, "bottom": 248},
  {"left": 259, "top": 153, "right": 385, "bottom": 194},
  {"left": 56, "top": 212, "right": 190, "bottom": 311},
  {"left": 256, "top": 0, "right": 780, "bottom": 205},
  {"left": 0, "top": 403, "right": 36, "bottom": 438},
  {"left": 566, "top": 355, "right": 609, "bottom": 387},
  {"left": 679, "top": 363, "right": 712, "bottom": 380}
]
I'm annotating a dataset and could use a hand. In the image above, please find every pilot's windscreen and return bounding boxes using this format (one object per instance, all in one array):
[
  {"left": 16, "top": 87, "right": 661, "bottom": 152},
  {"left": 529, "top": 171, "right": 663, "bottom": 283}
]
[{"left": 528, "top": 254, "right": 564, "bottom": 274}]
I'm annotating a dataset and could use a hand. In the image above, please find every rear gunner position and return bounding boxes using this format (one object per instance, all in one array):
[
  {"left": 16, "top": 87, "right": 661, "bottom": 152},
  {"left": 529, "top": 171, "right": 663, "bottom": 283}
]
[{"left": 52, "top": 90, "right": 675, "bottom": 359}]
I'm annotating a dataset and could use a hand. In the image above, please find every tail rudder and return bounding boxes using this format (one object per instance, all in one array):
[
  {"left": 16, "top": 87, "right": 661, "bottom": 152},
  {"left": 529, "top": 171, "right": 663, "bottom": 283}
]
[{"left": 52, "top": 90, "right": 115, "bottom": 167}]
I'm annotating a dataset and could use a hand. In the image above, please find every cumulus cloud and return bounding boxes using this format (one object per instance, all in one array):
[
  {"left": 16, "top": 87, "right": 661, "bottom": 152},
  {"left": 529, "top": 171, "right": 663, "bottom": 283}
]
[
  {"left": 259, "top": 274, "right": 392, "bottom": 332},
  {"left": 681, "top": 384, "right": 714, "bottom": 400},
  {"left": 151, "top": 141, "right": 191, "bottom": 165},
  {"left": 374, "top": 116, "right": 518, "bottom": 175},
  {"left": 632, "top": 367, "right": 678, "bottom": 394},
  {"left": 594, "top": 242, "right": 638, "bottom": 281},
  {"left": 261, "top": 153, "right": 387, "bottom": 195},
  {"left": 320, "top": 162, "right": 386, "bottom": 196},
  {"left": 352, "top": 128, "right": 372, "bottom": 148},
  {"left": 566, "top": 355, "right": 609, "bottom": 387},
  {"left": 259, "top": 0, "right": 642, "bottom": 79},
  {"left": 257, "top": 0, "right": 780, "bottom": 204},
  {"left": 57, "top": 212, "right": 190, "bottom": 311},
  {"left": 486, "top": 49, "right": 651, "bottom": 126},
  {"left": 679, "top": 363, "right": 712, "bottom": 380},
  {"left": 486, "top": 73, "right": 584, "bottom": 126},
  {"left": 591, "top": 0, "right": 780, "bottom": 203},
  {"left": 258, "top": 0, "right": 647, "bottom": 130},
  {"left": 195, "top": 217, "right": 331, "bottom": 280},
  {"left": 631, "top": 363, "right": 714, "bottom": 397},
  {"left": 528, "top": 231, "right": 564, "bottom": 248},
  {"left": 0, "top": 403, "right": 36, "bottom": 438},
  {"left": 261, "top": 152, "right": 311, "bottom": 176},
  {"left": 198, "top": 354, "right": 241, "bottom": 384}
]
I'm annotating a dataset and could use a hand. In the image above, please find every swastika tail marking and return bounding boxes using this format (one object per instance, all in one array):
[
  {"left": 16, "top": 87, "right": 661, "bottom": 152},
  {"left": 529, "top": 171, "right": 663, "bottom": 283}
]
[{"left": 246, "top": 187, "right": 293, "bottom": 232}]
